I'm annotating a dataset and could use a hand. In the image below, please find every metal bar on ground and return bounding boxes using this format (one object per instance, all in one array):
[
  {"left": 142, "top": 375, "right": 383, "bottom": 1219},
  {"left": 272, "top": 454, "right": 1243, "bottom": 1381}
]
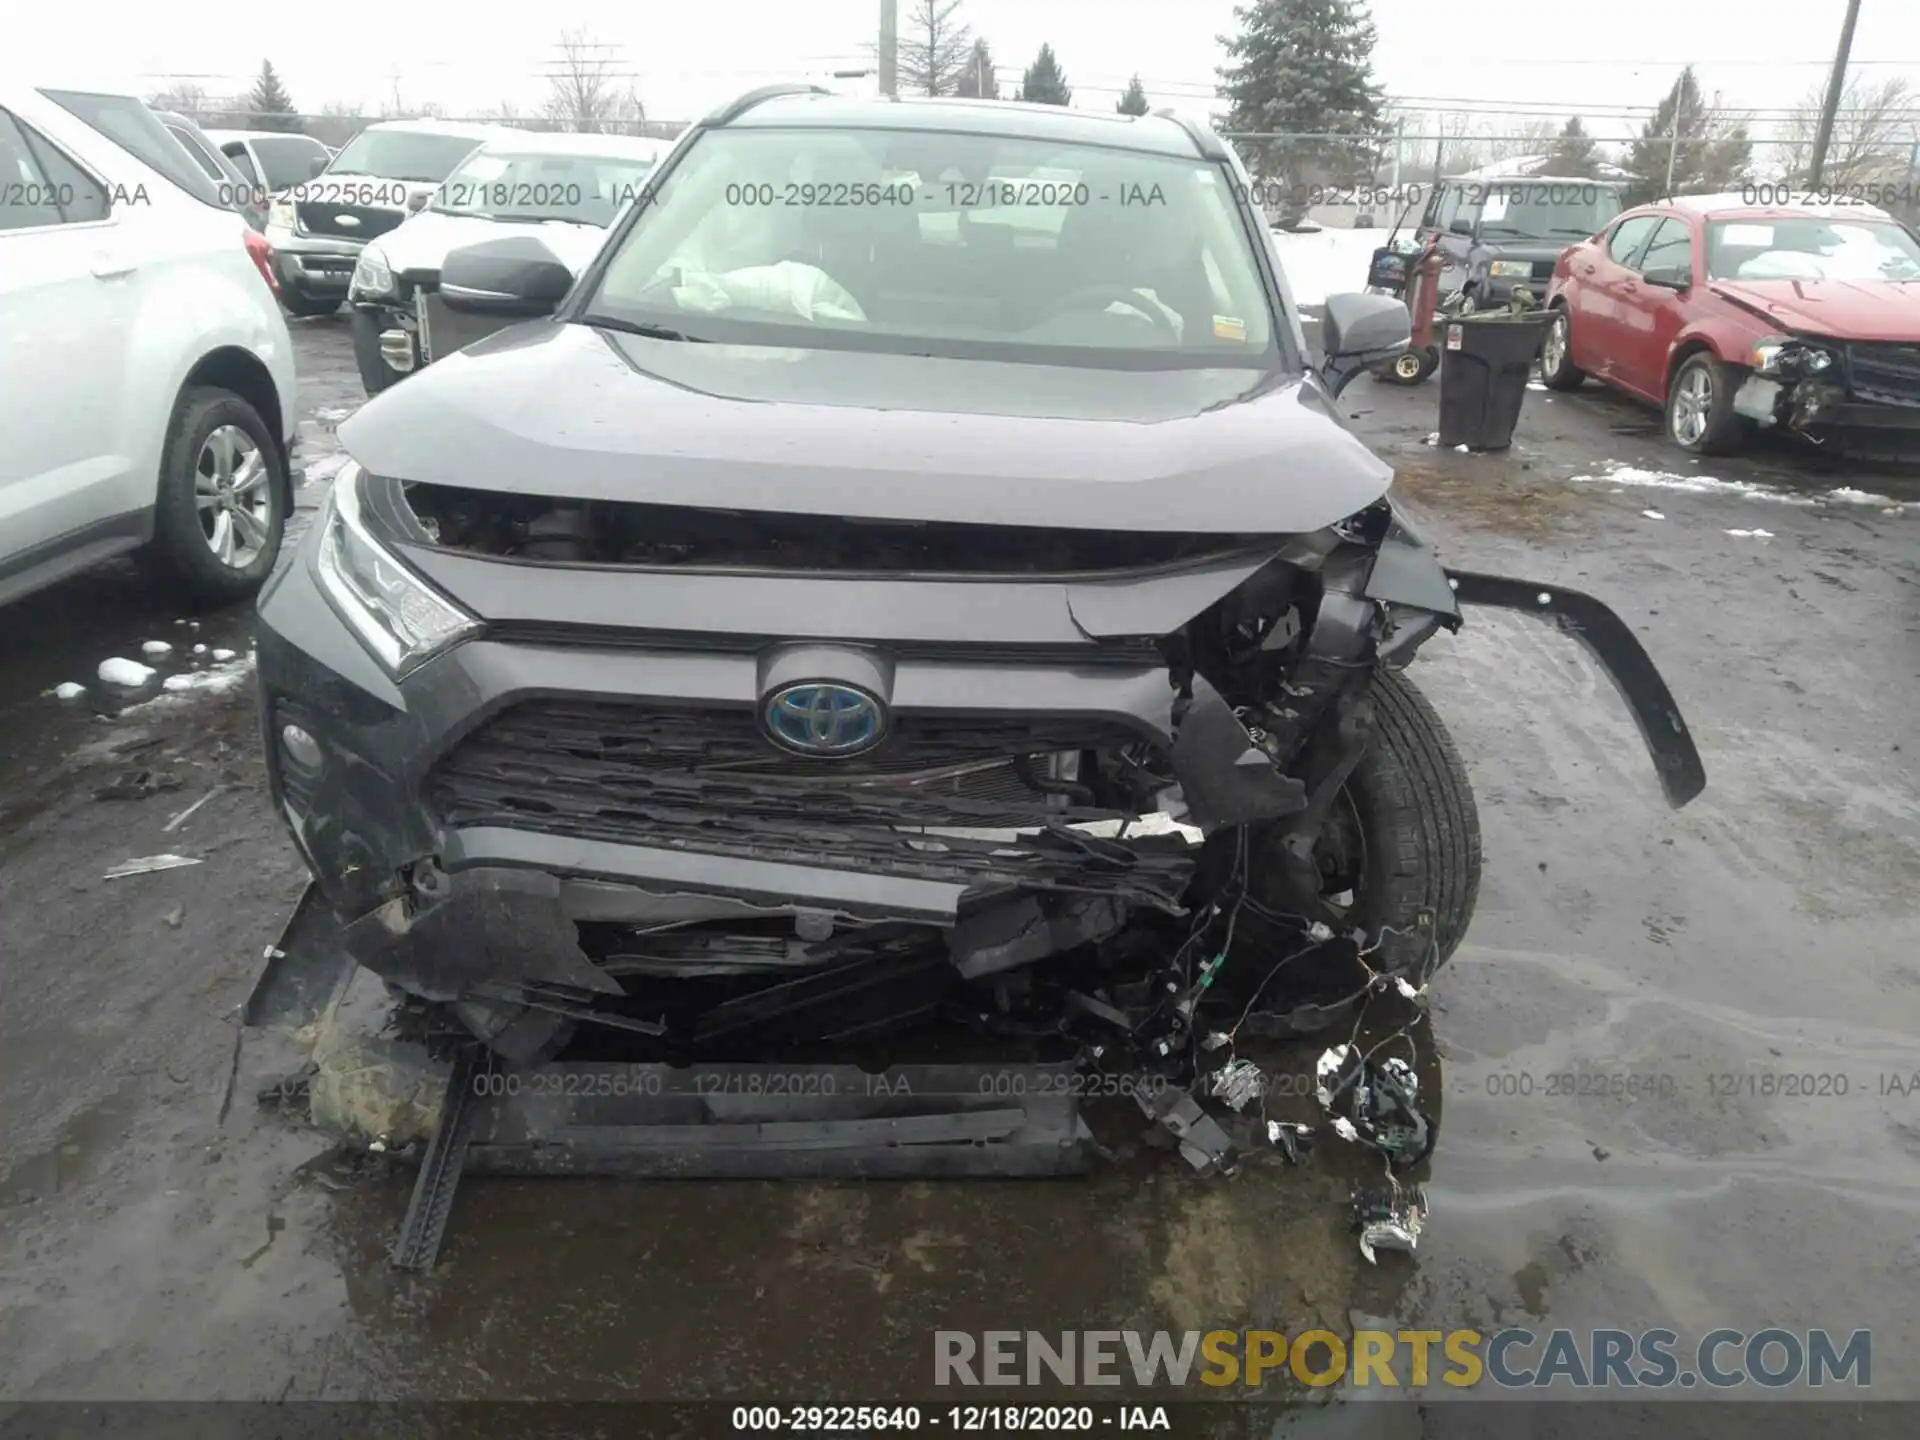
[{"left": 390, "top": 1050, "right": 481, "bottom": 1273}]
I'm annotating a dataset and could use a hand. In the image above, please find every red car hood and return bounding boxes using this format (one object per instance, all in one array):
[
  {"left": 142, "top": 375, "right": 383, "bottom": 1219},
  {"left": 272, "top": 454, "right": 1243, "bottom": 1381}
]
[{"left": 1710, "top": 279, "right": 1920, "bottom": 342}]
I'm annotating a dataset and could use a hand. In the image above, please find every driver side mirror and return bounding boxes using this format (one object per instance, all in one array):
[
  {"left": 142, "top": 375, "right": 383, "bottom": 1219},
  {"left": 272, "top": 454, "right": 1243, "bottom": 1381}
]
[
  {"left": 1319, "top": 291, "right": 1412, "bottom": 397},
  {"left": 1643, "top": 263, "right": 1690, "bottom": 290},
  {"left": 408, "top": 187, "right": 435, "bottom": 214},
  {"left": 1449, "top": 218, "right": 1475, "bottom": 237},
  {"left": 440, "top": 236, "right": 575, "bottom": 317},
  {"left": 308, "top": 154, "right": 329, "bottom": 179}
]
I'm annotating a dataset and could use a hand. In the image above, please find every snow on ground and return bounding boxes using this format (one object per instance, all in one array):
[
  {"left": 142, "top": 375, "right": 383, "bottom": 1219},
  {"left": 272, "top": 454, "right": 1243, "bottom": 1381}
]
[
  {"left": 97, "top": 657, "right": 156, "bottom": 687},
  {"left": 302, "top": 453, "right": 351, "bottom": 485},
  {"left": 1271, "top": 227, "right": 1394, "bottom": 308},
  {"left": 1571, "top": 460, "right": 1905, "bottom": 510}
]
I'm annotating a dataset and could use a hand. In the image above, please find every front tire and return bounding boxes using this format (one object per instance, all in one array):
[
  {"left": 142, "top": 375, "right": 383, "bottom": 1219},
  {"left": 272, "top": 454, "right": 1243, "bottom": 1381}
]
[
  {"left": 1540, "top": 306, "right": 1585, "bottom": 390},
  {"left": 1264, "top": 671, "right": 1482, "bottom": 984},
  {"left": 144, "top": 388, "right": 288, "bottom": 608},
  {"left": 1666, "top": 352, "right": 1748, "bottom": 455}
]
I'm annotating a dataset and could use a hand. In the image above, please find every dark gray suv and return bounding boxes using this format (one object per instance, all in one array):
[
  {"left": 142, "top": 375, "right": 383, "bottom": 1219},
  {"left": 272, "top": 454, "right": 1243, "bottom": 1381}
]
[
  {"left": 1419, "top": 176, "right": 1626, "bottom": 310},
  {"left": 252, "top": 88, "right": 1701, "bottom": 1065}
]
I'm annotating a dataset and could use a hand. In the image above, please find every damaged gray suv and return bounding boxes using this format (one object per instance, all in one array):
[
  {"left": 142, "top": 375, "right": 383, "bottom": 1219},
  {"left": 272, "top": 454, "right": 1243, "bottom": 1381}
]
[{"left": 253, "top": 87, "right": 1705, "bottom": 1068}]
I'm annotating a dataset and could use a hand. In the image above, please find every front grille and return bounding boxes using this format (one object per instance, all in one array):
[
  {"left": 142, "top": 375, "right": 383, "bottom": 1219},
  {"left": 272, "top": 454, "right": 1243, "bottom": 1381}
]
[
  {"left": 297, "top": 202, "right": 406, "bottom": 242},
  {"left": 1530, "top": 260, "right": 1556, "bottom": 280},
  {"left": 427, "top": 701, "right": 1189, "bottom": 907},
  {"left": 1847, "top": 342, "right": 1920, "bottom": 407}
]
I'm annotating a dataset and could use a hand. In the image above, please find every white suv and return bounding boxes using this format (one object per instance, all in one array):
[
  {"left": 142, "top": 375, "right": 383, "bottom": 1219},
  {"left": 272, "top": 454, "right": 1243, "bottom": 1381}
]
[{"left": 0, "top": 87, "right": 297, "bottom": 609}]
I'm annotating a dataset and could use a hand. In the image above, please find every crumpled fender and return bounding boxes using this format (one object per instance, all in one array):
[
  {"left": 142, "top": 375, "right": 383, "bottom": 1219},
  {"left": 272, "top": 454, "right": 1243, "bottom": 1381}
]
[{"left": 1447, "top": 572, "right": 1707, "bottom": 808}]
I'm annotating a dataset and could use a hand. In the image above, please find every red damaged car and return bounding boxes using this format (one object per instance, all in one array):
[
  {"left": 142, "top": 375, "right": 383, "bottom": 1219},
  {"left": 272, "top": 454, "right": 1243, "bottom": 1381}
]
[{"left": 1540, "top": 194, "right": 1920, "bottom": 455}]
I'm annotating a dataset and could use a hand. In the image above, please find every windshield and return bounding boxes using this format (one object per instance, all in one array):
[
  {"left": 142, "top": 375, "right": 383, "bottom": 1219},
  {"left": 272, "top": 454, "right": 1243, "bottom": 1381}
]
[
  {"left": 582, "top": 127, "right": 1278, "bottom": 365},
  {"left": 1477, "top": 183, "right": 1622, "bottom": 240},
  {"left": 250, "top": 134, "right": 331, "bottom": 191},
  {"left": 436, "top": 149, "right": 659, "bottom": 226},
  {"left": 1706, "top": 217, "right": 1920, "bottom": 282},
  {"left": 328, "top": 129, "right": 483, "bottom": 183}
]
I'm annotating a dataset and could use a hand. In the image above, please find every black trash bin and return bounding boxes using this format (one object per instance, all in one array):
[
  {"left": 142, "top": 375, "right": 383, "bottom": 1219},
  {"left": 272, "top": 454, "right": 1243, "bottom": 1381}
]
[{"left": 1436, "top": 313, "right": 1553, "bottom": 451}]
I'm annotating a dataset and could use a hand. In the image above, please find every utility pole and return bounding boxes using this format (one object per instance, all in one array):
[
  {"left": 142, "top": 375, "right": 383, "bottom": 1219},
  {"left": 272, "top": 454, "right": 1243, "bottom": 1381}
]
[
  {"left": 878, "top": 0, "right": 898, "bottom": 99},
  {"left": 1808, "top": 0, "right": 1864, "bottom": 188}
]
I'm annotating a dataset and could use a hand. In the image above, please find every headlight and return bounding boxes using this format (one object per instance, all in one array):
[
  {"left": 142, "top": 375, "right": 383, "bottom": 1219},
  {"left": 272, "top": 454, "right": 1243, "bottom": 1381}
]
[
  {"left": 350, "top": 244, "right": 394, "bottom": 300},
  {"left": 1751, "top": 336, "right": 1837, "bottom": 377},
  {"left": 267, "top": 198, "right": 297, "bottom": 233},
  {"left": 315, "top": 462, "right": 479, "bottom": 674},
  {"left": 1487, "top": 259, "right": 1532, "bottom": 277}
]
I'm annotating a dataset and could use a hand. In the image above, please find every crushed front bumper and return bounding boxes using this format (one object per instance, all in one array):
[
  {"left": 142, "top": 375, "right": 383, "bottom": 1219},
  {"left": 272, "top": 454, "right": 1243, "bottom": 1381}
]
[{"left": 253, "top": 514, "right": 1703, "bottom": 1006}]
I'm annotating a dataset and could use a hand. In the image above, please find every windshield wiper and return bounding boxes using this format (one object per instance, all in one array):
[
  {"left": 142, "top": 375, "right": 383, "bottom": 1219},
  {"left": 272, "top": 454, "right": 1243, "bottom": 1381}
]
[{"left": 590, "top": 316, "right": 709, "bottom": 343}]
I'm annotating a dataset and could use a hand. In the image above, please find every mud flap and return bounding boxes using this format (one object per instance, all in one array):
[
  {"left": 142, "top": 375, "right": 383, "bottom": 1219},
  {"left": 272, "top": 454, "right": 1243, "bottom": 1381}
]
[{"left": 1447, "top": 571, "right": 1706, "bottom": 808}]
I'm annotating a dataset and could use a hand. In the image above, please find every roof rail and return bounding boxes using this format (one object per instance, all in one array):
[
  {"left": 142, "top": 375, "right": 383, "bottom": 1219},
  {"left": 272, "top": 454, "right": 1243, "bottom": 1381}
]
[
  {"left": 703, "top": 83, "right": 832, "bottom": 127},
  {"left": 1156, "top": 109, "right": 1226, "bottom": 163}
]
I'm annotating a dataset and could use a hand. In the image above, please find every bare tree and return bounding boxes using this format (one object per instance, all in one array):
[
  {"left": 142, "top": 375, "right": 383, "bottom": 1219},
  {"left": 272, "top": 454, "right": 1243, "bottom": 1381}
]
[
  {"left": 147, "top": 81, "right": 208, "bottom": 116},
  {"left": 899, "top": 0, "right": 973, "bottom": 98},
  {"left": 1774, "top": 74, "right": 1915, "bottom": 186},
  {"left": 1478, "top": 117, "right": 1558, "bottom": 165},
  {"left": 542, "top": 28, "right": 645, "bottom": 132}
]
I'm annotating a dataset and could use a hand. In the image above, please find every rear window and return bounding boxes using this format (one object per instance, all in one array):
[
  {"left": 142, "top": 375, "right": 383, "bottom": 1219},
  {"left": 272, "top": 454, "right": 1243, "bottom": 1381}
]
[
  {"left": 250, "top": 134, "right": 331, "bottom": 191},
  {"left": 329, "top": 129, "right": 485, "bottom": 183},
  {"left": 39, "top": 89, "right": 226, "bottom": 210}
]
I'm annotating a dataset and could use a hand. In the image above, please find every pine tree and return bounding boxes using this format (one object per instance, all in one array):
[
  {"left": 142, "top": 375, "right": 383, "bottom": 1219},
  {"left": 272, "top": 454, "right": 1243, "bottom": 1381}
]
[
  {"left": 1624, "top": 66, "right": 1751, "bottom": 204},
  {"left": 1116, "top": 75, "right": 1149, "bottom": 116},
  {"left": 1016, "top": 44, "right": 1071, "bottom": 106},
  {"left": 246, "top": 60, "right": 303, "bottom": 133},
  {"left": 1217, "top": 0, "right": 1386, "bottom": 192},
  {"left": 1548, "top": 116, "right": 1598, "bottom": 178},
  {"left": 956, "top": 38, "right": 999, "bottom": 99}
]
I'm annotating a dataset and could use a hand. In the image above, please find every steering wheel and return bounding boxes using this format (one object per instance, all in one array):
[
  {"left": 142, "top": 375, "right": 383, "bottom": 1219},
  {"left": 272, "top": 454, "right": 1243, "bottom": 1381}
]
[{"left": 1031, "top": 284, "right": 1180, "bottom": 339}]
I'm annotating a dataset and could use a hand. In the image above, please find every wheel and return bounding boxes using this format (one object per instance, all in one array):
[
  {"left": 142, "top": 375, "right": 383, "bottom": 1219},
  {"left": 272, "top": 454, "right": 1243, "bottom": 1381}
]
[
  {"left": 1665, "top": 351, "right": 1748, "bottom": 455},
  {"left": 451, "top": 998, "right": 575, "bottom": 1065},
  {"left": 281, "top": 291, "right": 340, "bottom": 318},
  {"left": 1259, "top": 670, "right": 1482, "bottom": 984},
  {"left": 1540, "top": 305, "right": 1584, "bottom": 390},
  {"left": 144, "top": 387, "right": 288, "bottom": 607},
  {"left": 1372, "top": 344, "right": 1438, "bottom": 386}
]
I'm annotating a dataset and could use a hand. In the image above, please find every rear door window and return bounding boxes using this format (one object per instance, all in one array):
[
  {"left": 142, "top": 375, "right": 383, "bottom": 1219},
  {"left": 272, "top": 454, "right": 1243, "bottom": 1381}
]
[
  {"left": 38, "top": 89, "right": 226, "bottom": 210},
  {"left": 0, "top": 110, "right": 111, "bottom": 229},
  {"left": 1605, "top": 215, "right": 1661, "bottom": 268}
]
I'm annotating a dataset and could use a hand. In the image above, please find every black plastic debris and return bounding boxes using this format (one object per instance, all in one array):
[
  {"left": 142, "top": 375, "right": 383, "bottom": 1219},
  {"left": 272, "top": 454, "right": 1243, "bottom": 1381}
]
[
  {"left": 93, "top": 768, "right": 184, "bottom": 801},
  {"left": 1138, "top": 1088, "right": 1240, "bottom": 1177},
  {"left": 1315, "top": 1044, "right": 1435, "bottom": 1171},
  {"left": 1351, "top": 1185, "right": 1429, "bottom": 1263},
  {"left": 1266, "top": 1120, "right": 1314, "bottom": 1165}
]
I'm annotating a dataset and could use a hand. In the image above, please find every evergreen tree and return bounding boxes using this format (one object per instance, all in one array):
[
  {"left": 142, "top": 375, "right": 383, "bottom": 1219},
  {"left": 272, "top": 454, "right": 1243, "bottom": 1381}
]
[
  {"left": 1548, "top": 116, "right": 1598, "bottom": 178},
  {"left": 1624, "top": 66, "right": 1751, "bottom": 203},
  {"left": 246, "top": 60, "right": 303, "bottom": 133},
  {"left": 1116, "top": 75, "right": 1150, "bottom": 116},
  {"left": 1016, "top": 44, "right": 1071, "bottom": 106},
  {"left": 956, "top": 38, "right": 999, "bottom": 99},
  {"left": 1217, "top": 0, "right": 1386, "bottom": 189}
]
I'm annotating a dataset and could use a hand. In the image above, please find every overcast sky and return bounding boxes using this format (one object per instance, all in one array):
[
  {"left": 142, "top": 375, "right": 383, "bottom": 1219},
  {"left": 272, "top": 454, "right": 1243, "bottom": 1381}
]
[{"left": 12, "top": 0, "right": 1920, "bottom": 146}]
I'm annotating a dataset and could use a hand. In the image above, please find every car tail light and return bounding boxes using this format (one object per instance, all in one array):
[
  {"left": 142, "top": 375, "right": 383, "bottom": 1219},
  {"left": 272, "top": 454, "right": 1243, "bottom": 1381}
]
[{"left": 243, "top": 228, "right": 279, "bottom": 296}]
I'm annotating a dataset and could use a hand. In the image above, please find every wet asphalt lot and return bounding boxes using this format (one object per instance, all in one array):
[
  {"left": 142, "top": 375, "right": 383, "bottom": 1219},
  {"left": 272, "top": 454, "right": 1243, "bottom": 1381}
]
[{"left": 0, "top": 311, "right": 1916, "bottom": 1422}]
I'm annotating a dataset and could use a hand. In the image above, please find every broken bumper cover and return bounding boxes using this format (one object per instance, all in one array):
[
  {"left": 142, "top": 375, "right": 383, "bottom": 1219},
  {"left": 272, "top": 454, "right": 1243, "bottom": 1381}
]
[
  {"left": 1446, "top": 571, "right": 1706, "bottom": 808},
  {"left": 251, "top": 503, "right": 1701, "bottom": 1005},
  {"left": 1734, "top": 374, "right": 1920, "bottom": 436}
]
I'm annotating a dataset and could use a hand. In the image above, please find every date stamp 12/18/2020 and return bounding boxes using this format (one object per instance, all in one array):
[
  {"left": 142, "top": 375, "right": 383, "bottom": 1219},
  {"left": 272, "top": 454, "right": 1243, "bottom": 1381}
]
[{"left": 1477, "top": 1068, "right": 1920, "bottom": 1101}]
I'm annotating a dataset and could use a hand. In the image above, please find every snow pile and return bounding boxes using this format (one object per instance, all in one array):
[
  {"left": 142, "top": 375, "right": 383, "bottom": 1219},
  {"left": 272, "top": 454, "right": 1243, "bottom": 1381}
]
[
  {"left": 53, "top": 682, "right": 87, "bottom": 700},
  {"left": 97, "top": 657, "right": 156, "bottom": 687},
  {"left": 1570, "top": 462, "right": 1815, "bottom": 504},
  {"left": 1272, "top": 227, "right": 1395, "bottom": 308},
  {"left": 1726, "top": 528, "right": 1774, "bottom": 538}
]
